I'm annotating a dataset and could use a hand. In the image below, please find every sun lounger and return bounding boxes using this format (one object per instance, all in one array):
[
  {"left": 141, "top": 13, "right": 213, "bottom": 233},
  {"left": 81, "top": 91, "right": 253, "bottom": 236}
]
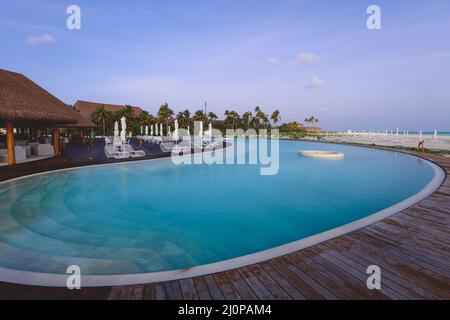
[
  {"left": 122, "top": 144, "right": 145, "bottom": 158},
  {"left": 104, "top": 144, "right": 129, "bottom": 159}
]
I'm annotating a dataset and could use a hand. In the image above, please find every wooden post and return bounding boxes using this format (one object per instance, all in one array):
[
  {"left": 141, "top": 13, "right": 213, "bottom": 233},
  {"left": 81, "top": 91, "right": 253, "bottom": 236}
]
[
  {"left": 53, "top": 126, "right": 59, "bottom": 156},
  {"left": 34, "top": 128, "right": 39, "bottom": 142},
  {"left": 6, "top": 120, "right": 15, "bottom": 166}
]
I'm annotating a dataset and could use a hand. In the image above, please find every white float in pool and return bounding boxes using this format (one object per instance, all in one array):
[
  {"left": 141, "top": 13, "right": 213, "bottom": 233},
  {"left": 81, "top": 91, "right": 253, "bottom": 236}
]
[{"left": 299, "top": 150, "right": 345, "bottom": 160}]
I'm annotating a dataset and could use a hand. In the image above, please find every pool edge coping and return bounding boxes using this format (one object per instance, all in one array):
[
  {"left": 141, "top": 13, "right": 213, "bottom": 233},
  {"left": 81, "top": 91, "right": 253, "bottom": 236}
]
[{"left": 0, "top": 146, "right": 446, "bottom": 287}]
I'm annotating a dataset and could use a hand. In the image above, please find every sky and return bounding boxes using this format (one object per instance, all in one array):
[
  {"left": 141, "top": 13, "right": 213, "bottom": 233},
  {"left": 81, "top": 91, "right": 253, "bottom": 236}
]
[{"left": 1, "top": 0, "right": 450, "bottom": 131}]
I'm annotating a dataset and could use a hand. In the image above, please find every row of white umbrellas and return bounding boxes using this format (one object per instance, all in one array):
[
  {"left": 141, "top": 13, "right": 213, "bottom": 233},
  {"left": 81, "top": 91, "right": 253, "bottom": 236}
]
[
  {"left": 138, "top": 121, "right": 213, "bottom": 139},
  {"left": 350, "top": 129, "right": 440, "bottom": 140},
  {"left": 113, "top": 117, "right": 127, "bottom": 143},
  {"left": 118, "top": 117, "right": 214, "bottom": 141}
]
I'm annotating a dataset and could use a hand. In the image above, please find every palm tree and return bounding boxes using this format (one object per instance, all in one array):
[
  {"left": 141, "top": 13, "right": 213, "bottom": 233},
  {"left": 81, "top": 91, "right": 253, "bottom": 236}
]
[
  {"left": 242, "top": 111, "right": 253, "bottom": 129},
  {"left": 141, "top": 111, "right": 155, "bottom": 126},
  {"left": 305, "top": 116, "right": 319, "bottom": 124},
  {"left": 193, "top": 110, "right": 208, "bottom": 122},
  {"left": 271, "top": 110, "right": 281, "bottom": 127},
  {"left": 253, "top": 106, "right": 266, "bottom": 131},
  {"left": 208, "top": 112, "right": 218, "bottom": 123},
  {"left": 224, "top": 110, "right": 240, "bottom": 130},
  {"left": 91, "top": 105, "right": 109, "bottom": 136},
  {"left": 157, "top": 103, "right": 175, "bottom": 125},
  {"left": 177, "top": 109, "right": 191, "bottom": 128}
]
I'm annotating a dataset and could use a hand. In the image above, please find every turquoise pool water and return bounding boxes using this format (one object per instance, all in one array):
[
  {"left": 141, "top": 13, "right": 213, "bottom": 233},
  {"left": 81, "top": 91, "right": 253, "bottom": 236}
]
[{"left": 0, "top": 140, "right": 436, "bottom": 276}]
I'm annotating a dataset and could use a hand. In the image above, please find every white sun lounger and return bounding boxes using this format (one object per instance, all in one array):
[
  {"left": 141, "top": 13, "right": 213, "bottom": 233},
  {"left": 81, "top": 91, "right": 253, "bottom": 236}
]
[
  {"left": 104, "top": 144, "right": 130, "bottom": 159},
  {"left": 122, "top": 144, "right": 146, "bottom": 158}
]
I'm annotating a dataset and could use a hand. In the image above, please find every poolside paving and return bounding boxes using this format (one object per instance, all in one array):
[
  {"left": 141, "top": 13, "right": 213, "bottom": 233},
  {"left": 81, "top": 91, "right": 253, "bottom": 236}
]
[{"left": 0, "top": 148, "right": 449, "bottom": 300}]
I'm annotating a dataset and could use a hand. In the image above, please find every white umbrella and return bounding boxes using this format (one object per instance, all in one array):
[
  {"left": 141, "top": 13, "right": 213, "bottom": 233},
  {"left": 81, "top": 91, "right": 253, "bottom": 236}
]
[
  {"left": 208, "top": 123, "right": 213, "bottom": 138},
  {"left": 140, "top": 126, "right": 143, "bottom": 135},
  {"left": 145, "top": 126, "right": 149, "bottom": 136},
  {"left": 150, "top": 125, "right": 153, "bottom": 136},
  {"left": 114, "top": 121, "right": 119, "bottom": 137},
  {"left": 155, "top": 124, "right": 159, "bottom": 136},
  {"left": 160, "top": 123, "right": 163, "bottom": 137},
  {"left": 120, "top": 116, "right": 127, "bottom": 142},
  {"left": 173, "top": 119, "right": 179, "bottom": 141},
  {"left": 199, "top": 121, "right": 203, "bottom": 138},
  {"left": 419, "top": 130, "right": 423, "bottom": 141},
  {"left": 187, "top": 126, "right": 190, "bottom": 136},
  {"left": 434, "top": 129, "right": 438, "bottom": 140}
]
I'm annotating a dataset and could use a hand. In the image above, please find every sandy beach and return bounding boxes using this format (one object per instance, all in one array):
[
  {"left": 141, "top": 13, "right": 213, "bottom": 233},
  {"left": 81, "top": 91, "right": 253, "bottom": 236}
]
[{"left": 305, "top": 133, "right": 450, "bottom": 152}]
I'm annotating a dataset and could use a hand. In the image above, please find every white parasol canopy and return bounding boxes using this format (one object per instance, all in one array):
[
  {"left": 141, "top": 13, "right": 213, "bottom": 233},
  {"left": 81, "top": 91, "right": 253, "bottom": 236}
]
[
  {"left": 173, "top": 119, "right": 179, "bottom": 141},
  {"left": 114, "top": 121, "right": 119, "bottom": 137},
  {"left": 120, "top": 116, "right": 127, "bottom": 142},
  {"left": 208, "top": 123, "right": 213, "bottom": 138}
]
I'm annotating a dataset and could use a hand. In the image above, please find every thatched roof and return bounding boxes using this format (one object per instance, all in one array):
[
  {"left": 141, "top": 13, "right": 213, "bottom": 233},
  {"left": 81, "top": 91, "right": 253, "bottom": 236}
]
[
  {"left": 0, "top": 69, "right": 78, "bottom": 125},
  {"left": 74, "top": 100, "right": 144, "bottom": 120},
  {"left": 59, "top": 106, "right": 97, "bottom": 128},
  {"left": 304, "top": 126, "right": 323, "bottom": 132}
]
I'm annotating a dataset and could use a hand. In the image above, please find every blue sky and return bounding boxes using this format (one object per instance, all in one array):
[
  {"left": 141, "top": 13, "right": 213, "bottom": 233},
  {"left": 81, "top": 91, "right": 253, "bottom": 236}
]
[{"left": 1, "top": 0, "right": 450, "bottom": 131}]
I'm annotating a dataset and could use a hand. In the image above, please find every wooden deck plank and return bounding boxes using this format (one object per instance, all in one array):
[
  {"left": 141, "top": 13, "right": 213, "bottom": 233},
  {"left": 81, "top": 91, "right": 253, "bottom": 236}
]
[
  {"left": 281, "top": 255, "right": 338, "bottom": 300},
  {"left": 267, "top": 258, "right": 324, "bottom": 300},
  {"left": 154, "top": 284, "right": 167, "bottom": 300},
  {"left": 326, "top": 239, "right": 437, "bottom": 300},
  {"left": 107, "top": 287, "right": 121, "bottom": 300},
  {"left": 341, "top": 234, "right": 450, "bottom": 299},
  {"left": 245, "top": 264, "right": 292, "bottom": 300},
  {"left": 353, "top": 229, "right": 450, "bottom": 279},
  {"left": 225, "top": 269, "right": 259, "bottom": 300},
  {"left": 299, "top": 247, "right": 390, "bottom": 300},
  {"left": 119, "top": 286, "right": 134, "bottom": 300},
  {"left": 192, "top": 277, "right": 212, "bottom": 300},
  {"left": 179, "top": 278, "right": 199, "bottom": 300},
  {"left": 371, "top": 220, "right": 450, "bottom": 256},
  {"left": 213, "top": 273, "right": 242, "bottom": 300},
  {"left": 142, "top": 285, "right": 156, "bottom": 300},
  {"left": 203, "top": 275, "right": 225, "bottom": 300},
  {"left": 239, "top": 267, "right": 274, "bottom": 300},
  {"left": 162, "top": 281, "right": 183, "bottom": 300},
  {"left": 365, "top": 225, "right": 450, "bottom": 270},
  {"left": 131, "top": 285, "right": 144, "bottom": 300},
  {"left": 286, "top": 252, "right": 355, "bottom": 300},
  {"left": 260, "top": 261, "right": 307, "bottom": 300}
]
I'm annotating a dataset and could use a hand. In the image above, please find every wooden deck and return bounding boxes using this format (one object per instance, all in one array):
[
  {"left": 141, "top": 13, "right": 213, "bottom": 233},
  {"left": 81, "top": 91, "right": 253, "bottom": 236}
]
[{"left": 0, "top": 148, "right": 449, "bottom": 300}]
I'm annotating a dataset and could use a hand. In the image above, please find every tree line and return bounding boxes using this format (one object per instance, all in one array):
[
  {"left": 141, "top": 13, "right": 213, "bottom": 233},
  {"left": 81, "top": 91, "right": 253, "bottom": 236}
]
[{"left": 90, "top": 103, "right": 319, "bottom": 136}]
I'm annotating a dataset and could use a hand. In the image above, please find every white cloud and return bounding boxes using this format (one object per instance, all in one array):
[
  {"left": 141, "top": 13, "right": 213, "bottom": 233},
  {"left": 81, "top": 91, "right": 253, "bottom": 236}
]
[
  {"left": 306, "top": 76, "right": 325, "bottom": 89},
  {"left": 26, "top": 33, "right": 55, "bottom": 45},
  {"left": 266, "top": 57, "right": 282, "bottom": 65},
  {"left": 294, "top": 52, "right": 321, "bottom": 65}
]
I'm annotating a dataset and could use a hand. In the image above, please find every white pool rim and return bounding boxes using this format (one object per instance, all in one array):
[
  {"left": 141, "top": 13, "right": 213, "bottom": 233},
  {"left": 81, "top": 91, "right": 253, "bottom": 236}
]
[{"left": 0, "top": 148, "right": 445, "bottom": 287}]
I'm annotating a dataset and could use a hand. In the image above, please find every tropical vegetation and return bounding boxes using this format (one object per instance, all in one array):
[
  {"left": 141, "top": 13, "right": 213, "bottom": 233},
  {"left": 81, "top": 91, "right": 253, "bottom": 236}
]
[{"left": 90, "top": 103, "right": 321, "bottom": 137}]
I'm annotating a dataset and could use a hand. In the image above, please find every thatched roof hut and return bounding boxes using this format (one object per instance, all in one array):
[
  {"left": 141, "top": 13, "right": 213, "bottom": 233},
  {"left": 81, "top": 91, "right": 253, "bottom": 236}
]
[
  {"left": 0, "top": 68, "right": 96, "bottom": 165},
  {"left": 73, "top": 100, "right": 144, "bottom": 120},
  {"left": 0, "top": 69, "right": 78, "bottom": 126},
  {"left": 59, "top": 106, "right": 96, "bottom": 128}
]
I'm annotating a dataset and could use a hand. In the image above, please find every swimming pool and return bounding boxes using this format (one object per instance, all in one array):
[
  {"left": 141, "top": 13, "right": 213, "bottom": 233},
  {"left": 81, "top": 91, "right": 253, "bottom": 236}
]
[{"left": 0, "top": 140, "right": 444, "bottom": 286}]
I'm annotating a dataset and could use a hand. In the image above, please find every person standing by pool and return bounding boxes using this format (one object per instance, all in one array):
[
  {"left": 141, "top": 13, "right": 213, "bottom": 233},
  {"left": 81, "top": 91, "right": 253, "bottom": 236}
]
[{"left": 419, "top": 140, "right": 425, "bottom": 152}]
